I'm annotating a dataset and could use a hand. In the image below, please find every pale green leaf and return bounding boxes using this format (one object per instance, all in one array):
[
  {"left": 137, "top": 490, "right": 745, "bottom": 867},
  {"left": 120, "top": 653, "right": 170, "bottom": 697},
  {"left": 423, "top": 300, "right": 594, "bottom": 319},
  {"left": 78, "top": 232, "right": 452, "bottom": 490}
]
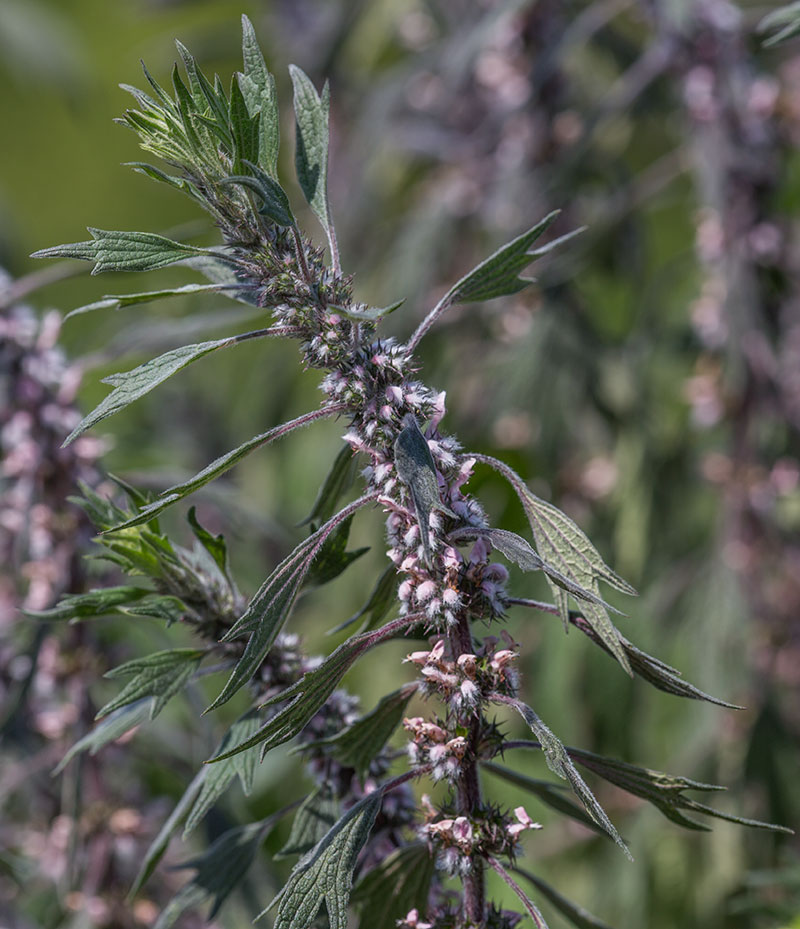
[
  {"left": 24, "top": 586, "right": 151, "bottom": 622},
  {"left": 98, "top": 648, "right": 204, "bottom": 720},
  {"left": 54, "top": 699, "right": 152, "bottom": 775},
  {"left": 65, "top": 282, "right": 242, "bottom": 320},
  {"left": 758, "top": 1, "right": 800, "bottom": 45},
  {"left": 336, "top": 299, "right": 404, "bottom": 322},
  {"left": 32, "top": 228, "right": 208, "bottom": 274},
  {"left": 241, "top": 15, "right": 280, "bottom": 175},
  {"left": 276, "top": 784, "right": 339, "bottom": 858}
]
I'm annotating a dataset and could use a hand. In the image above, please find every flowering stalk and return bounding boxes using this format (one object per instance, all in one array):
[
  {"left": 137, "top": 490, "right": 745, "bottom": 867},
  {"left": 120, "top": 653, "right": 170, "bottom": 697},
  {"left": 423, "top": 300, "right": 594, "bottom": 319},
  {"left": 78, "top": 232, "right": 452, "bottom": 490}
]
[{"left": 31, "top": 17, "right": 790, "bottom": 929}]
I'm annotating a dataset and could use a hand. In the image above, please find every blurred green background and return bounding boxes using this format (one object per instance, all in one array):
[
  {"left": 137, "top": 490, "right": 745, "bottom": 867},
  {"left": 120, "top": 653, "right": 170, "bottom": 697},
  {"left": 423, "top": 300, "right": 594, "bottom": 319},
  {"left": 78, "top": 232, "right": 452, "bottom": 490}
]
[{"left": 1, "top": 0, "right": 798, "bottom": 927}]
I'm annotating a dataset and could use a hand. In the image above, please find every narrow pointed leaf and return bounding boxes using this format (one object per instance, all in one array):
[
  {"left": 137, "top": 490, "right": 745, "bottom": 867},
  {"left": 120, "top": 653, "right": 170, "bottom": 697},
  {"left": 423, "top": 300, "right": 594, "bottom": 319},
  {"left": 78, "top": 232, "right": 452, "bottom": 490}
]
[
  {"left": 65, "top": 282, "right": 241, "bottom": 320},
  {"left": 299, "top": 444, "right": 358, "bottom": 526},
  {"left": 276, "top": 784, "right": 339, "bottom": 858},
  {"left": 499, "top": 698, "right": 632, "bottom": 859},
  {"left": 220, "top": 163, "right": 294, "bottom": 226},
  {"left": 336, "top": 299, "right": 405, "bottom": 322},
  {"left": 229, "top": 72, "right": 260, "bottom": 170},
  {"left": 98, "top": 648, "right": 204, "bottom": 720},
  {"left": 302, "top": 515, "right": 369, "bottom": 588},
  {"left": 187, "top": 506, "right": 228, "bottom": 576},
  {"left": 351, "top": 843, "right": 435, "bottom": 929},
  {"left": 32, "top": 228, "right": 208, "bottom": 274},
  {"left": 24, "top": 586, "right": 151, "bottom": 622},
  {"left": 241, "top": 15, "right": 280, "bottom": 175},
  {"left": 329, "top": 563, "right": 398, "bottom": 635},
  {"left": 263, "top": 791, "right": 381, "bottom": 929},
  {"left": 487, "top": 857, "right": 550, "bottom": 929},
  {"left": 515, "top": 869, "right": 616, "bottom": 929},
  {"left": 54, "top": 698, "right": 152, "bottom": 774}
]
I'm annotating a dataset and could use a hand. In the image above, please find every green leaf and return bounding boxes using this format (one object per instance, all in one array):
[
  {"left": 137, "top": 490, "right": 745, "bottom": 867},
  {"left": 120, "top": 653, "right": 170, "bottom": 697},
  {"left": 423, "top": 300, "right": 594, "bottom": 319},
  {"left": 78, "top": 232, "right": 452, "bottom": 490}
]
[
  {"left": 207, "top": 495, "right": 375, "bottom": 713},
  {"left": 501, "top": 699, "right": 632, "bottom": 859},
  {"left": 229, "top": 72, "right": 260, "bottom": 170},
  {"left": 276, "top": 784, "right": 339, "bottom": 858},
  {"left": 187, "top": 506, "right": 228, "bottom": 576},
  {"left": 329, "top": 564, "right": 398, "bottom": 636},
  {"left": 568, "top": 748, "right": 793, "bottom": 834},
  {"left": 63, "top": 336, "right": 244, "bottom": 446},
  {"left": 98, "top": 648, "right": 204, "bottom": 720},
  {"left": 107, "top": 406, "right": 342, "bottom": 530},
  {"left": 310, "top": 685, "right": 416, "bottom": 783},
  {"left": 155, "top": 820, "right": 272, "bottom": 928},
  {"left": 220, "top": 162, "right": 294, "bottom": 226},
  {"left": 54, "top": 699, "right": 152, "bottom": 775},
  {"left": 757, "top": 1, "right": 800, "bottom": 45},
  {"left": 187, "top": 254, "right": 260, "bottom": 306},
  {"left": 568, "top": 614, "right": 741, "bottom": 708},
  {"left": 351, "top": 843, "right": 435, "bottom": 929},
  {"left": 289, "top": 64, "right": 336, "bottom": 254},
  {"left": 209, "top": 622, "right": 395, "bottom": 761},
  {"left": 120, "top": 595, "right": 187, "bottom": 624},
  {"left": 24, "top": 586, "right": 151, "bottom": 622},
  {"left": 335, "top": 299, "right": 405, "bottom": 322},
  {"left": 263, "top": 791, "right": 381, "bottom": 929},
  {"left": 183, "top": 711, "right": 262, "bottom": 836},
  {"left": 478, "top": 455, "right": 635, "bottom": 673},
  {"left": 443, "top": 212, "right": 559, "bottom": 305},
  {"left": 241, "top": 15, "right": 280, "bottom": 175},
  {"left": 65, "top": 282, "right": 243, "bottom": 320},
  {"left": 394, "top": 414, "right": 456, "bottom": 567},
  {"left": 31, "top": 228, "right": 208, "bottom": 274},
  {"left": 299, "top": 444, "right": 358, "bottom": 526},
  {"left": 481, "top": 762, "right": 606, "bottom": 836},
  {"left": 130, "top": 767, "right": 207, "bottom": 897},
  {"left": 515, "top": 869, "right": 616, "bottom": 929},
  {"left": 303, "top": 514, "right": 369, "bottom": 588}
]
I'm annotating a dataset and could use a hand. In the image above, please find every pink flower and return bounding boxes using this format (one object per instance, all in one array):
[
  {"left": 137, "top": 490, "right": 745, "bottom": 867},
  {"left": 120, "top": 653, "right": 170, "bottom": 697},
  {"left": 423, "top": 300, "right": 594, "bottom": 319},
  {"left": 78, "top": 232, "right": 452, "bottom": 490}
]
[{"left": 507, "top": 805, "right": 541, "bottom": 839}]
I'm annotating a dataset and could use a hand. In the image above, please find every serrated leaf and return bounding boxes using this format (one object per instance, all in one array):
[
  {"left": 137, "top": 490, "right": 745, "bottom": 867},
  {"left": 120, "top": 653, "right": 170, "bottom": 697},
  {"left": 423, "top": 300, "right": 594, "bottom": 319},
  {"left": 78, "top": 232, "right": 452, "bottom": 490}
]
[
  {"left": 65, "top": 282, "right": 243, "bottom": 320},
  {"left": 130, "top": 767, "right": 207, "bottom": 897},
  {"left": 64, "top": 337, "right": 244, "bottom": 446},
  {"left": 312, "top": 685, "right": 416, "bottom": 783},
  {"left": 98, "top": 648, "right": 204, "bottom": 720},
  {"left": 303, "top": 514, "right": 369, "bottom": 588},
  {"left": 263, "top": 791, "right": 381, "bottom": 929},
  {"left": 568, "top": 614, "right": 741, "bottom": 708},
  {"left": 394, "top": 414, "right": 456, "bottom": 567},
  {"left": 32, "top": 228, "right": 208, "bottom": 274},
  {"left": 478, "top": 455, "right": 634, "bottom": 673},
  {"left": 444, "top": 212, "right": 558, "bottom": 306},
  {"left": 351, "top": 843, "right": 435, "bottom": 929},
  {"left": 299, "top": 444, "right": 358, "bottom": 526},
  {"left": 207, "top": 495, "right": 375, "bottom": 713},
  {"left": 220, "top": 162, "right": 294, "bottom": 226},
  {"left": 156, "top": 819, "right": 273, "bottom": 928},
  {"left": 481, "top": 762, "right": 606, "bottom": 836},
  {"left": 183, "top": 711, "right": 262, "bottom": 836},
  {"left": 568, "top": 748, "right": 793, "bottom": 834},
  {"left": 289, "top": 64, "right": 336, "bottom": 256},
  {"left": 24, "top": 586, "right": 151, "bottom": 622},
  {"left": 187, "top": 506, "right": 228, "bottom": 576},
  {"left": 209, "top": 618, "right": 403, "bottom": 761},
  {"left": 107, "top": 406, "right": 342, "bottom": 530},
  {"left": 329, "top": 563, "right": 398, "bottom": 635},
  {"left": 515, "top": 869, "right": 615, "bottom": 929},
  {"left": 230, "top": 72, "right": 260, "bottom": 171},
  {"left": 276, "top": 784, "right": 339, "bottom": 858},
  {"left": 54, "top": 699, "right": 152, "bottom": 774},
  {"left": 500, "top": 699, "right": 632, "bottom": 859},
  {"left": 241, "top": 15, "right": 280, "bottom": 175}
]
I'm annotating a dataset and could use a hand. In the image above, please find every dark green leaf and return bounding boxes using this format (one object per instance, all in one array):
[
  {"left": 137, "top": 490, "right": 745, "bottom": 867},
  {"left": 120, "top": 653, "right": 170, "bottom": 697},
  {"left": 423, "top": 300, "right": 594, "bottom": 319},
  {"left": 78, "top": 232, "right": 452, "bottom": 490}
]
[
  {"left": 352, "top": 843, "right": 435, "bottom": 929},
  {"left": 311, "top": 684, "right": 416, "bottom": 783},
  {"left": 54, "top": 699, "right": 152, "bottom": 774},
  {"left": 289, "top": 65, "right": 335, "bottom": 253},
  {"left": 276, "top": 784, "right": 339, "bottom": 858},
  {"left": 107, "top": 406, "right": 342, "bottom": 530},
  {"left": 303, "top": 514, "right": 369, "bottom": 588},
  {"left": 229, "top": 72, "right": 260, "bottom": 170},
  {"left": 329, "top": 564, "right": 398, "bottom": 635},
  {"left": 63, "top": 337, "right": 244, "bottom": 445},
  {"left": 481, "top": 762, "right": 606, "bottom": 835},
  {"left": 299, "top": 444, "right": 358, "bottom": 527},
  {"left": 24, "top": 586, "right": 151, "bottom": 622},
  {"left": 443, "top": 212, "right": 558, "bottom": 305},
  {"left": 568, "top": 748, "right": 793, "bottom": 834},
  {"left": 394, "top": 414, "right": 456, "bottom": 567},
  {"left": 515, "top": 869, "right": 615, "bottom": 929},
  {"left": 240, "top": 15, "right": 280, "bottom": 175},
  {"left": 220, "top": 162, "right": 294, "bottom": 226},
  {"left": 183, "top": 711, "right": 262, "bottom": 836},
  {"left": 263, "top": 792, "right": 381, "bottom": 929},
  {"left": 98, "top": 648, "right": 204, "bottom": 720},
  {"left": 187, "top": 506, "right": 228, "bottom": 576},
  {"left": 121, "top": 595, "right": 187, "bottom": 624},
  {"left": 500, "top": 699, "right": 632, "bottom": 859},
  {"left": 32, "top": 228, "right": 208, "bottom": 274}
]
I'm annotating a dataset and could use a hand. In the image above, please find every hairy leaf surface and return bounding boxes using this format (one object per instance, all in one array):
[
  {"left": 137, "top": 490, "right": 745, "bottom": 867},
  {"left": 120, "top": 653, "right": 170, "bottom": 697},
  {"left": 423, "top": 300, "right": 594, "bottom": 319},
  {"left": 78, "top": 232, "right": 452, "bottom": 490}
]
[
  {"left": 98, "top": 648, "right": 204, "bottom": 719},
  {"left": 352, "top": 843, "right": 435, "bottom": 929},
  {"left": 276, "top": 784, "right": 339, "bottom": 858}
]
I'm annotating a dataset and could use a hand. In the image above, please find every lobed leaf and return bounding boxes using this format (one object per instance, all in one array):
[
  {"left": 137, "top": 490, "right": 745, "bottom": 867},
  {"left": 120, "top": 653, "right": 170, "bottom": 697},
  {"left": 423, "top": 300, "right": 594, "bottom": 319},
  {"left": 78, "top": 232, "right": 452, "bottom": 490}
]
[
  {"left": 351, "top": 843, "right": 435, "bottom": 929},
  {"left": 276, "top": 784, "right": 339, "bottom": 858},
  {"left": 394, "top": 414, "right": 456, "bottom": 567},
  {"left": 498, "top": 698, "right": 632, "bottom": 859},
  {"left": 54, "top": 698, "right": 152, "bottom": 775},
  {"left": 32, "top": 228, "right": 208, "bottom": 275},
  {"left": 262, "top": 791, "right": 382, "bottom": 929},
  {"left": 568, "top": 748, "right": 793, "bottom": 834},
  {"left": 98, "top": 648, "right": 204, "bottom": 720},
  {"left": 515, "top": 869, "right": 616, "bottom": 929}
]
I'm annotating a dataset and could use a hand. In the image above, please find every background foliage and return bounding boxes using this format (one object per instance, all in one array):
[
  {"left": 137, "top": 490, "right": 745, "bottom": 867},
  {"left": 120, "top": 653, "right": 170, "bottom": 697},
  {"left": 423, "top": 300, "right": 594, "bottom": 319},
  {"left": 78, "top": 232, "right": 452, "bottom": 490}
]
[{"left": 1, "top": 1, "right": 798, "bottom": 927}]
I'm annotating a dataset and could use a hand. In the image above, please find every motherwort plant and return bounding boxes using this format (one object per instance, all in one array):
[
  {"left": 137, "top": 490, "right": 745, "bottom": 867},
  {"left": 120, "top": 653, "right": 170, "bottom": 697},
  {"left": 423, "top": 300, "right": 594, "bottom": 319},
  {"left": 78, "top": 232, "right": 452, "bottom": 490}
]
[{"left": 31, "top": 18, "right": 789, "bottom": 929}]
